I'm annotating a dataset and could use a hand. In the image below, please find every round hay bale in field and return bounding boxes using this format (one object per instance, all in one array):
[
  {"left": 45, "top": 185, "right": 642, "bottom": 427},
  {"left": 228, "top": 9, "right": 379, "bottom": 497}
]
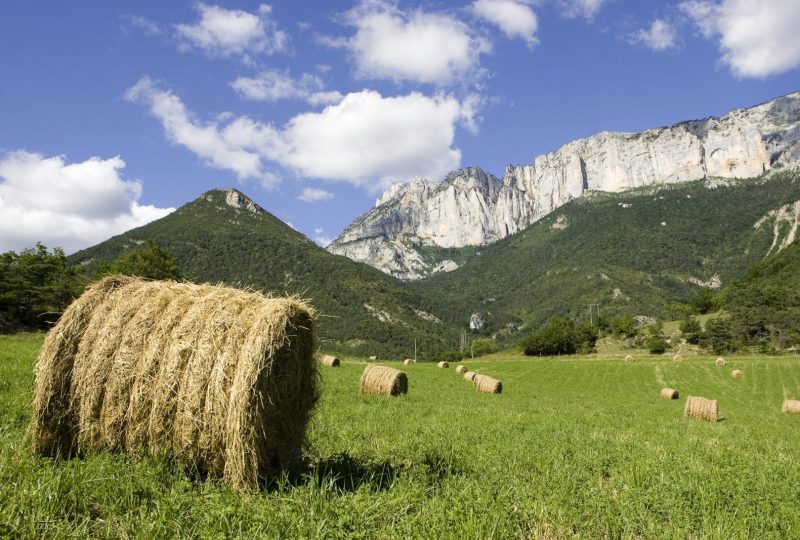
[
  {"left": 320, "top": 355, "right": 340, "bottom": 367},
  {"left": 359, "top": 364, "right": 407, "bottom": 396},
  {"left": 731, "top": 369, "right": 744, "bottom": 379},
  {"left": 715, "top": 357, "right": 726, "bottom": 367},
  {"left": 660, "top": 388, "right": 679, "bottom": 400},
  {"left": 672, "top": 354, "right": 683, "bottom": 363},
  {"left": 456, "top": 365, "right": 468, "bottom": 374},
  {"left": 403, "top": 359, "right": 415, "bottom": 366},
  {"left": 30, "top": 276, "right": 318, "bottom": 492},
  {"left": 684, "top": 396, "right": 719, "bottom": 422},
  {"left": 368, "top": 355, "right": 378, "bottom": 361},
  {"left": 437, "top": 361, "right": 449, "bottom": 369},
  {"left": 463, "top": 371, "right": 477, "bottom": 382},
  {"left": 473, "top": 374, "right": 502, "bottom": 394},
  {"left": 782, "top": 399, "right": 800, "bottom": 414},
  {"left": 624, "top": 355, "right": 634, "bottom": 362}
]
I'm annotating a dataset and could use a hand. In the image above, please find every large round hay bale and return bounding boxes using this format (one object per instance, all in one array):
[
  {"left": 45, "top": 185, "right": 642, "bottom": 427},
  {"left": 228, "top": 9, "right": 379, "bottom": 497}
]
[
  {"left": 731, "top": 369, "right": 744, "bottom": 379},
  {"left": 672, "top": 354, "right": 683, "bottom": 363},
  {"left": 715, "top": 357, "right": 726, "bottom": 367},
  {"left": 368, "top": 355, "right": 378, "bottom": 361},
  {"left": 624, "top": 354, "right": 634, "bottom": 362},
  {"left": 30, "top": 276, "right": 317, "bottom": 492},
  {"left": 782, "top": 399, "right": 800, "bottom": 414},
  {"left": 684, "top": 396, "right": 719, "bottom": 422},
  {"left": 660, "top": 388, "right": 679, "bottom": 400},
  {"left": 456, "top": 365, "right": 468, "bottom": 374},
  {"left": 437, "top": 361, "right": 449, "bottom": 369},
  {"left": 463, "top": 371, "right": 477, "bottom": 382},
  {"left": 359, "top": 364, "right": 407, "bottom": 396},
  {"left": 473, "top": 374, "right": 502, "bottom": 394},
  {"left": 403, "top": 358, "right": 415, "bottom": 366},
  {"left": 320, "top": 354, "right": 340, "bottom": 367}
]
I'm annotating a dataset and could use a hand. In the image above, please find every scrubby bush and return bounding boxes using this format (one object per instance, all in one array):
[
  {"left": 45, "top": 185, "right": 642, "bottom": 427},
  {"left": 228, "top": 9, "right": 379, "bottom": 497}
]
[
  {"left": 610, "top": 314, "right": 638, "bottom": 338},
  {"left": 702, "top": 317, "right": 736, "bottom": 354},
  {"left": 647, "top": 336, "right": 668, "bottom": 354},
  {"left": 471, "top": 337, "right": 499, "bottom": 357},
  {"left": 680, "top": 317, "right": 702, "bottom": 344},
  {"left": 523, "top": 317, "right": 597, "bottom": 356}
]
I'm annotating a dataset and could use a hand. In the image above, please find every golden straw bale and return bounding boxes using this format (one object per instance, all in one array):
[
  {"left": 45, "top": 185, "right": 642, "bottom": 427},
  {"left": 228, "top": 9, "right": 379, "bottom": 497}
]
[
  {"left": 684, "top": 396, "right": 719, "bottom": 422},
  {"left": 403, "top": 359, "right": 415, "bottom": 366},
  {"left": 456, "top": 365, "right": 468, "bottom": 374},
  {"left": 660, "top": 388, "right": 679, "bottom": 400},
  {"left": 30, "top": 276, "right": 317, "bottom": 492},
  {"left": 473, "top": 374, "right": 502, "bottom": 394},
  {"left": 320, "top": 355, "right": 340, "bottom": 367},
  {"left": 437, "top": 361, "right": 449, "bottom": 369},
  {"left": 624, "top": 355, "right": 634, "bottom": 362},
  {"left": 672, "top": 354, "right": 683, "bottom": 363},
  {"left": 715, "top": 357, "right": 726, "bottom": 367},
  {"left": 463, "top": 371, "right": 477, "bottom": 382},
  {"left": 782, "top": 399, "right": 800, "bottom": 414},
  {"left": 359, "top": 364, "right": 407, "bottom": 396},
  {"left": 368, "top": 355, "right": 378, "bottom": 361},
  {"left": 731, "top": 369, "right": 744, "bottom": 379}
]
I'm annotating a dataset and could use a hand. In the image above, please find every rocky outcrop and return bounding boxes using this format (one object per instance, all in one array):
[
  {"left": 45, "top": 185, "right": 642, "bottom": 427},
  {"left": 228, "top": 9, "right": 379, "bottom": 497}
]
[
  {"left": 328, "top": 92, "right": 800, "bottom": 279},
  {"left": 470, "top": 313, "right": 488, "bottom": 331}
]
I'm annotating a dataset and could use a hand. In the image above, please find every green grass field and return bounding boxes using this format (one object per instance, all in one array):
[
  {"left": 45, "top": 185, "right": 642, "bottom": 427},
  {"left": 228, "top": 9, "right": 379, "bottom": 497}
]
[{"left": 2, "top": 334, "right": 800, "bottom": 538}]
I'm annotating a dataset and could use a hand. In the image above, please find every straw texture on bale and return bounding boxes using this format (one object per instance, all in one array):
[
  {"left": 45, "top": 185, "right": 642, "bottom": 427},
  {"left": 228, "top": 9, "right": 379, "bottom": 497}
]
[
  {"left": 660, "top": 388, "right": 679, "bottom": 400},
  {"left": 463, "top": 371, "right": 477, "bottom": 382},
  {"left": 715, "top": 357, "right": 726, "bottom": 367},
  {"left": 624, "top": 355, "right": 634, "bottom": 362},
  {"left": 30, "top": 276, "right": 318, "bottom": 492},
  {"left": 672, "top": 354, "right": 683, "bottom": 363},
  {"left": 319, "top": 355, "right": 340, "bottom": 367},
  {"left": 403, "top": 359, "right": 415, "bottom": 365},
  {"left": 782, "top": 399, "right": 800, "bottom": 414},
  {"left": 473, "top": 374, "right": 502, "bottom": 394},
  {"left": 731, "top": 369, "right": 744, "bottom": 379},
  {"left": 437, "top": 361, "right": 449, "bottom": 369},
  {"left": 456, "top": 365, "right": 468, "bottom": 374},
  {"left": 359, "top": 364, "right": 407, "bottom": 396},
  {"left": 684, "top": 396, "right": 719, "bottom": 422}
]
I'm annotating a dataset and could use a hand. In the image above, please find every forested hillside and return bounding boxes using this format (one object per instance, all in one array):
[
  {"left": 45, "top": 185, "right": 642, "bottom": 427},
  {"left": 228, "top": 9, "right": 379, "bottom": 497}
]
[
  {"left": 69, "top": 189, "right": 463, "bottom": 358},
  {"left": 412, "top": 170, "right": 800, "bottom": 343}
]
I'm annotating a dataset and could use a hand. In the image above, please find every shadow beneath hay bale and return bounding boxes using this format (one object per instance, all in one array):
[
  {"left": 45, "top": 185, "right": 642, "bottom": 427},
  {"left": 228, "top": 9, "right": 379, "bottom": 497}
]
[{"left": 307, "top": 452, "right": 400, "bottom": 492}]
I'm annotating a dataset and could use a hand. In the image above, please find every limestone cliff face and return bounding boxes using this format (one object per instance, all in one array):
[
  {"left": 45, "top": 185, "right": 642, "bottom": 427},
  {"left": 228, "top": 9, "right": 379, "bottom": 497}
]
[{"left": 328, "top": 92, "right": 800, "bottom": 280}]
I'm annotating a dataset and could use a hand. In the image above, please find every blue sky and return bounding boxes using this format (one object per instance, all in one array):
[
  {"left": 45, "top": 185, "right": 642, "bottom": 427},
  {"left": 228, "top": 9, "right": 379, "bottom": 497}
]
[{"left": 0, "top": 0, "right": 798, "bottom": 252}]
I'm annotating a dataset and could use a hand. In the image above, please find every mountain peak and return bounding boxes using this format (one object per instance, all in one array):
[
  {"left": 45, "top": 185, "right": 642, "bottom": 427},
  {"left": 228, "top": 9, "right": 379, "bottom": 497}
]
[{"left": 201, "top": 187, "right": 265, "bottom": 214}]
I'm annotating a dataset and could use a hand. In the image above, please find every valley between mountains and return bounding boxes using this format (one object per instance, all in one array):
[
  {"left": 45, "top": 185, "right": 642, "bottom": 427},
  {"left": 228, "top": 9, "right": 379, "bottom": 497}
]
[{"left": 69, "top": 91, "right": 800, "bottom": 358}]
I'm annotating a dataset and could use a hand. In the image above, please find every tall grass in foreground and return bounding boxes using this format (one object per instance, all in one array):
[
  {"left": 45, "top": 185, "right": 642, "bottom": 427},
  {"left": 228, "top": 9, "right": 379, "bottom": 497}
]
[{"left": 2, "top": 333, "right": 800, "bottom": 538}]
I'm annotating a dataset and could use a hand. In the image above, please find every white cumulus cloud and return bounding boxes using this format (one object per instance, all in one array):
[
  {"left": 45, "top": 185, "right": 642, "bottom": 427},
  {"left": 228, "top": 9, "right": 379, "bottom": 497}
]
[
  {"left": 631, "top": 19, "right": 678, "bottom": 51},
  {"left": 680, "top": 0, "right": 800, "bottom": 78},
  {"left": 128, "top": 77, "right": 477, "bottom": 191},
  {"left": 298, "top": 187, "right": 333, "bottom": 202},
  {"left": 0, "top": 151, "right": 173, "bottom": 253},
  {"left": 230, "top": 69, "right": 343, "bottom": 105},
  {"left": 125, "top": 77, "right": 282, "bottom": 186},
  {"left": 471, "top": 0, "right": 538, "bottom": 47},
  {"left": 333, "top": 0, "right": 491, "bottom": 86},
  {"left": 175, "top": 3, "right": 287, "bottom": 62},
  {"left": 313, "top": 227, "right": 333, "bottom": 247}
]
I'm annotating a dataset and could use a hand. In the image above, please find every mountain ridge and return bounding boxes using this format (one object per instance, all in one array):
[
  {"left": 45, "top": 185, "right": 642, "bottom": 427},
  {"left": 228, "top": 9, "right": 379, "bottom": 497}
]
[{"left": 328, "top": 90, "right": 800, "bottom": 279}]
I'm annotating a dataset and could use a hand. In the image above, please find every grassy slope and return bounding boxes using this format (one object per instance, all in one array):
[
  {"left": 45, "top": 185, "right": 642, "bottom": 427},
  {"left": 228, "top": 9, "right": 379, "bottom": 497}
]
[
  {"left": 4, "top": 334, "right": 800, "bottom": 538},
  {"left": 67, "top": 189, "right": 460, "bottom": 359},
  {"left": 412, "top": 171, "right": 800, "bottom": 340}
]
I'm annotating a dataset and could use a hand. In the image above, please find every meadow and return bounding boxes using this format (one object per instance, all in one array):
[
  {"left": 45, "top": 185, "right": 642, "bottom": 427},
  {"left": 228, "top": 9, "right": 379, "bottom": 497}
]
[{"left": 2, "top": 333, "right": 800, "bottom": 539}]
